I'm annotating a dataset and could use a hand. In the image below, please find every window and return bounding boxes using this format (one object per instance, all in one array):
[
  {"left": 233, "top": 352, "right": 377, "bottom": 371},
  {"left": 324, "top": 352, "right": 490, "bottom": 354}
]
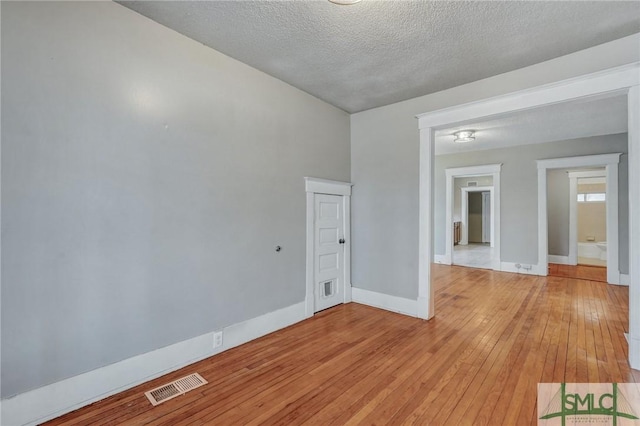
[
  {"left": 577, "top": 193, "right": 605, "bottom": 202},
  {"left": 586, "top": 193, "right": 606, "bottom": 202}
]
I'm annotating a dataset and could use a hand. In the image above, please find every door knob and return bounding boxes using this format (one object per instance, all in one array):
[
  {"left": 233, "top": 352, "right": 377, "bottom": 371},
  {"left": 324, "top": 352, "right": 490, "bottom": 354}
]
[{"left": 339, "top": 238, "right": 345, "bottom": 244}]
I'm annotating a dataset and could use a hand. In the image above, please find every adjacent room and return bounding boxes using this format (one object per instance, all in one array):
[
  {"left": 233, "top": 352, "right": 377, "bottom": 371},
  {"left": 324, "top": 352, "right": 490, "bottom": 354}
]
[
  {"left": 434, "top": 94, "right": 630, "bottom": 283},
  {"left": 2, "top": 1, "right": 640, "bottom": 425},
  {"left": 451, "top": 175, "right": 495, "bottom": 270}
]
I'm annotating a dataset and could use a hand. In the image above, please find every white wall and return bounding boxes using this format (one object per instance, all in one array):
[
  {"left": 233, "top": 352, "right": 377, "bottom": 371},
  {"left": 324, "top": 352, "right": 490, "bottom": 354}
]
[
  {"left": 1, "top": 1, "right": 350, "bottom": 399},
  {"left": 351, "top": 34, "right": 639, "bottom": 299}
]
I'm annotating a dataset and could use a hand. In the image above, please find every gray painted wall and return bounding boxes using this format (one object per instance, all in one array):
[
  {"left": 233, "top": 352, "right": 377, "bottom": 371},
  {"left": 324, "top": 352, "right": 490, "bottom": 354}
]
[
  {"left": 1, "top": 2, "right": 350, "bottom": 398},
  {"left": 547, "top": 169, "right": 571, "bottom": 256},
  {"left": 434, "top": 134, "right": 629, "bottom": 273}
]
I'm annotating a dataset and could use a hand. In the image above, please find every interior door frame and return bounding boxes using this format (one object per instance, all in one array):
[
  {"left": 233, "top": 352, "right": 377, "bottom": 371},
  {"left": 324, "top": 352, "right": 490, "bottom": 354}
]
[
  {"left": 481, "top": 191, "right": 491, "bottom": 243},
  {"left": 304, "top": 177, "right": 352, "bottom": 318},
  {"left": 416, "top": 62, "right": 640, "bottom": 369},
  {"left": 444, "top": 165, "right": 501, "bottom": 270},
  {"left": 538, "top": 154, "right": 621, "bottom": 284},
  {"left": 567, "top": 169, "right": 608, "bottom": 266}
]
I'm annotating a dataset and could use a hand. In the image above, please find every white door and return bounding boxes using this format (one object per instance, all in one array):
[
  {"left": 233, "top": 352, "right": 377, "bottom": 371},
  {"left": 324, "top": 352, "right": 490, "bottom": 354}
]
[
  {"left": 314, "top": 193, "right": 345, "bottom": 312},
  {"left": 482, "top": 191, "right": 491, "bottom": 243}
]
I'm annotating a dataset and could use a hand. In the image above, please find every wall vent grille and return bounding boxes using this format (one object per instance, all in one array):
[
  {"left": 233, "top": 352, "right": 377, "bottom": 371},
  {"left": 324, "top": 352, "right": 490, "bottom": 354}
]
[{"left": 144, "top": 373, "right": 207, "bottom": 406}]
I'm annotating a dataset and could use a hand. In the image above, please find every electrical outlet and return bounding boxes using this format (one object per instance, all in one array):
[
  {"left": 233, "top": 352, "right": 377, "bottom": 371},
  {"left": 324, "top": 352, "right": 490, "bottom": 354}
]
[{"left": 213, "top": 331, "right": 223, "bottom": 349}]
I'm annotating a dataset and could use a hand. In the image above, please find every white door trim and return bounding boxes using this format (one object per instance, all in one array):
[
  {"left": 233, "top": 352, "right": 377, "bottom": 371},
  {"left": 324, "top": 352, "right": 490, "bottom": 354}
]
[
  {"left": 304, "top": 177, "right": 352, "bottom": 318},
  {"left": 416, "top": 62, "right": 640, "bottom": 370},
  {"left": 538, "top": 154, "right": 620, "bottom": 284},
  {"left": 482, "top": 191, "right": 491, "bottom": 244},
  {"left": 445, "top": 165, "right": 501, "bottom": 270},
  {"left": 567, "top": 169, "right": 607, "bottom": 266}
]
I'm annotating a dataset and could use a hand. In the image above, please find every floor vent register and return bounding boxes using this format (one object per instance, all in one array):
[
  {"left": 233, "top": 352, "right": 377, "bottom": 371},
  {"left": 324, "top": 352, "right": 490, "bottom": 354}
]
[{"left": 144, "top": 373, "right": 208, "bottom": 406}]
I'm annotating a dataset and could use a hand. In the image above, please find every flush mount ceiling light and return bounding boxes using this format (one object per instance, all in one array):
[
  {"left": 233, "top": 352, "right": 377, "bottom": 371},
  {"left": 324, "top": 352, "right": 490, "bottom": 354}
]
[
  {"left": 453, "top": 130, "right": 475, "bottom": 143},
  {"left": 328, "top": 0, "right": 362, "bottom": 4}
]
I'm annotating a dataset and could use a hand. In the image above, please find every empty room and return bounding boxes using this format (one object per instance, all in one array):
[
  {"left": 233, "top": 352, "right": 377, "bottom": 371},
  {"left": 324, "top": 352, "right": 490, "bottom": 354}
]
[{"left": 2, "top": 1, "right": 640, "bottom": 425}]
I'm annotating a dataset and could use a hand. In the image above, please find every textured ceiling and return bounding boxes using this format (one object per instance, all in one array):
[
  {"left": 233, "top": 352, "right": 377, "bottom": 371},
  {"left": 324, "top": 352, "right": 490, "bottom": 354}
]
[
  {"left": 434, "top": 94, "right": 628, "bottom": 156},
  {"left": 118, "top": 1, "right": 640, "bottom": 113}
]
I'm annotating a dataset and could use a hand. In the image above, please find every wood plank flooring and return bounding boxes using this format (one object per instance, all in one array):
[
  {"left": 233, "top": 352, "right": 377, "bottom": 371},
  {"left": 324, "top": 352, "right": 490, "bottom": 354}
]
[
  {"left": 45, "top": 265, "right": 635, "bottom": 425},
  {"left": 548, "top": 263, "right": 608, "bottom": 282}
]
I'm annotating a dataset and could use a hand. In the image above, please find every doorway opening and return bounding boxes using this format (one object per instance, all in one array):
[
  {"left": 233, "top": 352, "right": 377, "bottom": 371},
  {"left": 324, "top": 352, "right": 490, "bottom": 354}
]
[
  {"left": 417, "top": 64, "right": 639, "bottom": 368},
  {"left": 444, "top": 164, "right": 501, "bottom": 271},
  {"left": 574, "top": 171, "right": 608, "bottom": 267},
  {"left": 537, "top": 153, "right": 621, "bottom": 285},
  {"left": 547, "top": 167, "right": 610, "bottom": 282},
  {"left": 453, "top": 177, "right": 494, "bottom": 269}
]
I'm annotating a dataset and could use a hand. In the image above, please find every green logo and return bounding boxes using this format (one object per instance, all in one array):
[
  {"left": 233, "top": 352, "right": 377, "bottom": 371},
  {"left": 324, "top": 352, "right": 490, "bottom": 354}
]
[{"left": 539, "top": 383, "right": 639, "bottom": 425}]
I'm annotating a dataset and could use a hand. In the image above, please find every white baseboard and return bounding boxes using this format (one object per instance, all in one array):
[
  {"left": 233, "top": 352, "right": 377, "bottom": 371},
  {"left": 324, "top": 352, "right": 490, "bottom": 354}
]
[
  {"left": 492, "top": 259, "right": 502, "bottom": 271},
  {"left": 499, "top": 262, "right": 521, "bottom": 274},
  {"left": 434, "top": 254, "right": 449, "bottom": 265},
  {"left": 1, "top": 302, "right": 307, "bottom": 426},
  {"left": 620, "top": 273, "right": 630, "bottom": 286},
  {"left": 535, "top": 264, "right": 549, "bottom": 276},
  {"left": 500, "top": 261, "right": 543, "bottom": 276},
  {"left": 548, "top": 255, "right": 570, "bottom": 265},
  {"left": 352, "top": 287, "right": 418, "bottom": 317}
]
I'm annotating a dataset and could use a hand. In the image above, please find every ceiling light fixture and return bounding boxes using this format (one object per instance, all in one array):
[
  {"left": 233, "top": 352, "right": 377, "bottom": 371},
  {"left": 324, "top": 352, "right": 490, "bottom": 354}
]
[
  {"left": 328, "top": 0, "right": 362, "bottom": 5},
  {"left": 453, "top": 130, "right": 475, "bottom": 143}
]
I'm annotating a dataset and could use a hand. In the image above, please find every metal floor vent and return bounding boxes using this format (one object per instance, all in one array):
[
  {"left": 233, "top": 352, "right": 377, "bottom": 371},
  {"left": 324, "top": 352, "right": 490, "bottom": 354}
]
[{"left": 144, "top": 373, "right": 207, "bottom": 406}]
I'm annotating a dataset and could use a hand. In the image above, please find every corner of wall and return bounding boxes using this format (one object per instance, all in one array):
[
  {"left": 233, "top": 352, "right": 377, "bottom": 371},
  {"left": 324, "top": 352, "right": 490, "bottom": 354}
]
[{"left": 351, "top": 287, "right": 418, "bottom": 317}]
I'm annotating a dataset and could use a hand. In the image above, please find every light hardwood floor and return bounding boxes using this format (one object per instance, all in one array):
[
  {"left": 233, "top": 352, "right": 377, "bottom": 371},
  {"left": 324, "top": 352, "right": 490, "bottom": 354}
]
[
  {"left": 46, "top": 265, "right": 636, "bottom": 425},
  {"left": 548, "top": 263, "right": 607, "bottom": 283}
]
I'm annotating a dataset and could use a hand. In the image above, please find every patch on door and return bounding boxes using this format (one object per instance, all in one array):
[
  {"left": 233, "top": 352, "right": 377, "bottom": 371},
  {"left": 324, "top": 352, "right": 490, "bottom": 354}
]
[{"left": 321, "top": 280, "right": 335, "bottom": 298}]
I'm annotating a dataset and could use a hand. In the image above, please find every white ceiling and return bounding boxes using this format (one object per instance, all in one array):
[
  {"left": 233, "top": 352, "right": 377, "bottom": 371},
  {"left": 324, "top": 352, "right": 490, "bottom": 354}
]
[
  {"left": 118, "top": 1, "right": 640, "bottom": 113},
  {"left": 434, "top": 94, "right": 628, "bottom": 156}
]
